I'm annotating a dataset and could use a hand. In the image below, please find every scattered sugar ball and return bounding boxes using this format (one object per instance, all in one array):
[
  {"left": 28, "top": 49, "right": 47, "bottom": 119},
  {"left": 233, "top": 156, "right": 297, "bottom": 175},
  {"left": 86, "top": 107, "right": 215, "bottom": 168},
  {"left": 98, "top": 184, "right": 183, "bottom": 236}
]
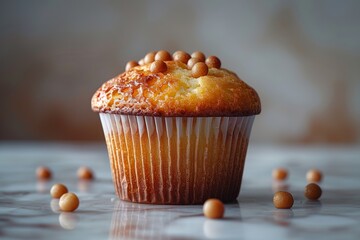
[
  {"left": 191, "top": 51, "right": 206, "bottom": 62},
  {"left": 144, "top": 52, "right": 156, "bottom": 64},
  {"left": 150, "top": 60, "right": 167, "bottom": 73},
  {"left": 205, "top": 56, "right": 221, "bottom": 69},
  {"left": 203, "top": 199, "right": 225, "bottom": 219},
  {"left": 155, "top": 50, "right": 172, "bottom": 61},
  {"left": 173, "top": 51, "right": 191, "bottom": 64},
  {"left": 59, "top": 192, "right": 80, "bottom": 212},
  {"left": 272, "top": 168, "right": 288, "bottom": 181},
  {"left": 77, "top": 166, "right": 94, "bottom": 180},
  {"left": 187, "top": 57, "right": 201, "bottom": 69},
  {"left": 36, "top": 166, "right": 52, "bottom": 180},
  {"left": 125, "top": 61, "right": 139, "bottom": 71},
  {"left": 50, "top": 183, "right": 68, "bottom": 198},
  {"left": 192, "top": 62, "right": 208, "bottom": 78},
  {"left": 273, "top": 191, "right": 294, "bottom": 209},
  {"left": 306, "top": 169, "right": 323, "bottom": 183},
  {"left": 305, "top": 183, "right": 322, "bottom": 200}
]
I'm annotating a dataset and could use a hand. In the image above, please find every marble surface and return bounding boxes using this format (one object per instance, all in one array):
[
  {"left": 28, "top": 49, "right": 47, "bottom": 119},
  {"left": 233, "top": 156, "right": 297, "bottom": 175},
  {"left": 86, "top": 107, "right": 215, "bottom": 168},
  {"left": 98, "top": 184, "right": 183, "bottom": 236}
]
[{"left": 0, "top": 142, "right": 359, "bottom": 240}]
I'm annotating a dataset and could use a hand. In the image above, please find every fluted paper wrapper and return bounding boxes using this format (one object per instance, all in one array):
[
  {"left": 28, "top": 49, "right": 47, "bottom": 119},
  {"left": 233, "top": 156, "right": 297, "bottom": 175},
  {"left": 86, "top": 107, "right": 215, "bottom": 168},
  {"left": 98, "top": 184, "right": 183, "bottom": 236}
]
[{"left": 100, "top": 113, "right": 255, "bottom": 204}]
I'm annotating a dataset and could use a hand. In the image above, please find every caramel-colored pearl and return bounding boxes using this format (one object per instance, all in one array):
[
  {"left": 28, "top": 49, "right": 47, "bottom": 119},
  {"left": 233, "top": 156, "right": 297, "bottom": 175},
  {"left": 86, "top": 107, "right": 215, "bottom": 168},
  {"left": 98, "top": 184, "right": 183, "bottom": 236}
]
[
  {"left": 144, "top": 52, "right": 156, "bottom": 64},
  {"left": 192, "top": 62, "right": 208, "bottom": 78},
  {"left": 59, "top": 192, "right": 80, "bottom": 212},
  {"left": 36, "top": 166, "right": 52, "bottom": 180},
  {"left": 125, "top": 61, "right": 139, "bottom": 71},
  {"left": 273, "top": 191, "right": 294, "bottom": 209},
  {"left": 203, "top": 199, "right": 225, "bottom": 219},
  {"left": 272, "top": 168, "right": 288, "bottom": 181},
  {"left": 305, "top": 183, "right": 322, "bottom": 200},
  {"left": 173, "top": 51, "right": 191, "bottom": 64},
  {"left": 187, "top": 57, "right": 201, "bottom": 69},
  {"left": 306, "top": 169, "right": 323, "bottom": 183},
  {"left": 155, "top": 50, "right": 172, "bottom": 61},
  {"left": 191, "top": 51, "right": 206, "bottom": 62},
  {"left": 138, "top": 59, "right": 145, "bottom": 66},
  {"left": 77, "top": 167, "right": 94, "bottom": 180},
  {"left": 150, "top": 60, "right": 167, "bottom": 73},
  {"left": 206, "top": 56, "right": 221, "bottom": 69},
  {"left": 50, "top": 183, "right": 68, "bottom": 199}
]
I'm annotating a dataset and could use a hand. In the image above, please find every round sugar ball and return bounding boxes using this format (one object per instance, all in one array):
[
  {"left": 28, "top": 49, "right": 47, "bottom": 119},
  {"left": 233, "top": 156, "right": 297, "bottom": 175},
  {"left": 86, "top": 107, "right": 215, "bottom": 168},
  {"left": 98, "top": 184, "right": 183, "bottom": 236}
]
[
  {"left": 306, "top": 169, "right": 323, "bottom": 183},
  {"left": 272, "top": 168, "right": 288, "bottom": 181},
  {"left": 50, "top": 183, "right": 68, "bottom": 198},
  {"left": 305, "top": 183, "right": 322, "bottom": 200},
  {"left": 191, "top": 51, "right": 206, "bottom": 62},
  {"left": 273, "top": 191, "right": 294, "bottom": 209},
  {"left": 192, "top": 62, "right": 208, "bottom": 78},
  {"left": 59, "top": 192, "right": 80, "bottom": 212},
  {"left": 77, "top": 166, "right": 94, "bottom": 180},
  {"left": 203, "top": 199, "right": 225, "bottom": 219},
  {"left": 36, "top": 166, "right": 52, "bottom": 180},
  {"left": 150, "top": 60, "right": 167, "bottom": 73}
]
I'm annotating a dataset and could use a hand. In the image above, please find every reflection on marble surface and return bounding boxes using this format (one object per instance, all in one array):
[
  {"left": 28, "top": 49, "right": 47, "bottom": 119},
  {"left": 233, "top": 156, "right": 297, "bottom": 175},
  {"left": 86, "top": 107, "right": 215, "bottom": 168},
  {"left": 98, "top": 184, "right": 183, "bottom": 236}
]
[
  {"left": 0, "top": 143, "right": 360, "bottom": 240},
  {"left": 59, "top": 212, "right": 78, "bottom": 230}
]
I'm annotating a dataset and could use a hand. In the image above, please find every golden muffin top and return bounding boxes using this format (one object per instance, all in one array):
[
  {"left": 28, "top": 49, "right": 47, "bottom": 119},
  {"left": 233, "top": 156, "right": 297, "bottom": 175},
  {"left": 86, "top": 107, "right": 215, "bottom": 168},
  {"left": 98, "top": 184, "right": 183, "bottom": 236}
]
[{"left": 91, "top": 50, "right": 261, "bottom": 117}]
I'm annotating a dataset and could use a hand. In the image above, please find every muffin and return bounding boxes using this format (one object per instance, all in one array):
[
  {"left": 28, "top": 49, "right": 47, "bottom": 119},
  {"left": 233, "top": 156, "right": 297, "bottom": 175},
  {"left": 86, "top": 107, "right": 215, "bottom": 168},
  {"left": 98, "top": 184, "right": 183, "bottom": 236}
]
[{"left": 91, "top": 50, "right": 261, "bottom": 204}]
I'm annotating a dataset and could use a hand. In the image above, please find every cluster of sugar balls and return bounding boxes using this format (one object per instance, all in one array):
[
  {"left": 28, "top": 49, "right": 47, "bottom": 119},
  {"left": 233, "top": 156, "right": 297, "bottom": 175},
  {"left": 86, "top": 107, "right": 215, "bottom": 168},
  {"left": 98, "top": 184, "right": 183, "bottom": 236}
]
[
  {"left": 36, "top": 166, "right": 95, "bottom": 212},
  {"left": 125, "top": 50, "right": 221, "bottom": 78},
  {"left": 272, "top": 168, "right": 323, "bottom": 209}
]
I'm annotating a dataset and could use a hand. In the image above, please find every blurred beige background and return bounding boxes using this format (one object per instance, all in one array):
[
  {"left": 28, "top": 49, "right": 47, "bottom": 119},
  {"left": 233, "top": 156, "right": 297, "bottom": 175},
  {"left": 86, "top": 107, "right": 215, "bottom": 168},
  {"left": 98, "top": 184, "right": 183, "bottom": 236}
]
[{"left": 0, "top": 0, "right": 359, "bottom": 144}]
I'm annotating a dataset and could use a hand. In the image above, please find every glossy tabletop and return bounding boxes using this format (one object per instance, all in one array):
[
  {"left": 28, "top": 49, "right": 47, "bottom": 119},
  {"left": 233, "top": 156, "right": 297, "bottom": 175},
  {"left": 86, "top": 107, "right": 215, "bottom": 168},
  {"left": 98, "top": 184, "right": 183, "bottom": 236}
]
[{"left": 0, "top": 142, "right": 359, "bottom": 239}]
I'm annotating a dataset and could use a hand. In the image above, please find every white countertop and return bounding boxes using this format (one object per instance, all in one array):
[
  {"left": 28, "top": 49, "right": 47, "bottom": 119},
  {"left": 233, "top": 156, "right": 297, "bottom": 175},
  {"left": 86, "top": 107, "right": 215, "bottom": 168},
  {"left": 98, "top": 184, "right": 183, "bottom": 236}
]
[{"left": 0, "top": 142, "right": 359, "bottom": 240}]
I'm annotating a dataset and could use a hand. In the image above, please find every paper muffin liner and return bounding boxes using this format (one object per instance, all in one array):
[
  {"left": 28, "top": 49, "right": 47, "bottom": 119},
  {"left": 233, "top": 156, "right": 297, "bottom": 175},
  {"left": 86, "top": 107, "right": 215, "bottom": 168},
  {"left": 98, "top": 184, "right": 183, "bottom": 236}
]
[{"left": 100, "top": 113, "right": 255, "bottom": 204}]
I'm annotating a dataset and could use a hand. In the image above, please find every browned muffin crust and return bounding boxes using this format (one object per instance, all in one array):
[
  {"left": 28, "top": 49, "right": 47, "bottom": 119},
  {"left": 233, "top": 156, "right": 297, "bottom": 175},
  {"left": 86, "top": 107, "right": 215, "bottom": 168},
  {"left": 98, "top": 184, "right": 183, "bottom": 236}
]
[{"left": 91, "top": 60, "right": 261, "bottom": 117}]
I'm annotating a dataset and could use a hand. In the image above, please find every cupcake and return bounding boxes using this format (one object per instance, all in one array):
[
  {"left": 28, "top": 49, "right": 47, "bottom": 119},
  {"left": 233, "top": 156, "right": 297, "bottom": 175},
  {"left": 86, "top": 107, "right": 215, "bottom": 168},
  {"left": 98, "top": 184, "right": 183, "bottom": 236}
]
[{"left": 91, "top": 50, "right": 261, "bottom": 204}]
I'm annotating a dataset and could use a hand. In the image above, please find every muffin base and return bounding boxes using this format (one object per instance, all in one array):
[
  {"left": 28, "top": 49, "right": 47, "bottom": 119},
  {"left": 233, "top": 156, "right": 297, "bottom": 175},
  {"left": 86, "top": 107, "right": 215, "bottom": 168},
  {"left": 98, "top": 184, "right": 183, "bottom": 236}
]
[{"left": 100, "top": 113, "right": 255, "bottom": 204}]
